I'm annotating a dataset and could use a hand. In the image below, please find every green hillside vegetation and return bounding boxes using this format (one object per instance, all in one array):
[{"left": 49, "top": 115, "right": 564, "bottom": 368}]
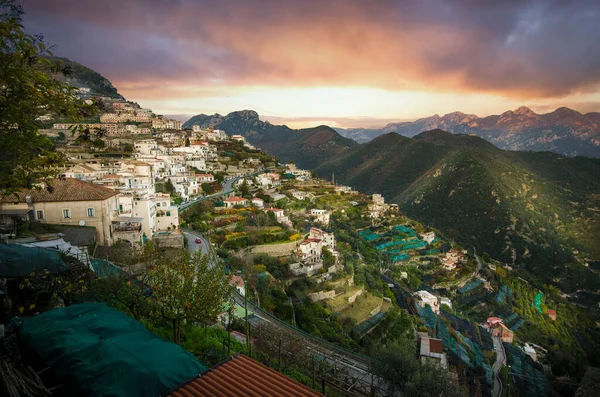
[
  {"left": 49, "top": 57, "right": 123, "bottom": 99},
  {"left": 184, "top": 110, "right": 356, "bottom": 169},
  {"left": 316, "top": 130, "right": 600, "bottom": 291}
]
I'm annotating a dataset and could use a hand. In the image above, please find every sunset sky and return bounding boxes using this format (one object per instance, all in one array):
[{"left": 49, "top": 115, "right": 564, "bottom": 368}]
[{"left": 23, "top": 0, "right": 600, "bottom": 128}]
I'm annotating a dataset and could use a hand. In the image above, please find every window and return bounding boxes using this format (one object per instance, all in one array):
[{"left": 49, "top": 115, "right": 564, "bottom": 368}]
[
  {"left": 63, "top": 209, "right": 71, "bottom": 219},
  {"left": 166, "top": 211, "right": 171, "bottom": 217},
  {"left": 87, "top": 208, "right": 95, "bottom": 217},
  {"left": 36, "top": 210, "right": 44, "bottom": 220},
  {"left": 119, "top": 204, "right": 123, "bottom": 212}
]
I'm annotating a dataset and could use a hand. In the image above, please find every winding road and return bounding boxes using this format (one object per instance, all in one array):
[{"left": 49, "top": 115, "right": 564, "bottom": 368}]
[
  {"left": 184, "top": 230, "right": 386, "bottom": 395},
  {"left": 492, "top": 336, "right": 506, "bottom": 397},
  {"left": 178, "top": 169, "right": 268, "bottom": 212}
]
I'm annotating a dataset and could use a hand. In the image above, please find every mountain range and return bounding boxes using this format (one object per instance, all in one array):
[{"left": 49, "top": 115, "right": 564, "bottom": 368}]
[
  {"left": 315, "top": 130, "right": 600, "bottom": 291},
  {"left": 183, "top": 110, "right": 356, "bottom": 169},
  {"left": 336, "top": 107, "right": 600, "bottom": 158}
]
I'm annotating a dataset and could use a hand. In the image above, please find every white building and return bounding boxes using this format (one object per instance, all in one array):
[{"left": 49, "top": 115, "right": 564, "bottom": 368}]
[
  {"left": 310, "top": 209, "right": 330, "bottom": 226},
  {"left": 420, "top": 231, "right": 436, "bottom": 244},
  {"left": 414, "top": 290, "right": 439, "bottom": 314}
]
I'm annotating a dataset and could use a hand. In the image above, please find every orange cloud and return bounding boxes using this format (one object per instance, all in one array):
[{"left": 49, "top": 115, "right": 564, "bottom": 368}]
[{"left": 24, "top": 0, "right": 600, "bottom": 105}]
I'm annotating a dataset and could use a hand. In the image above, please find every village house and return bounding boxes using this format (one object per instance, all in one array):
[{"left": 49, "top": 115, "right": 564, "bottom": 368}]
[
  {"left": 295, "top": 227, "right": 337, "bottom": 265},
  {"left": 484, "top": 317, "right": 514, "bottom": 343},
  {"left": 63, "top": 164, "right": 101, "bottom": 181},
  {"left": 310, "top": 209, "right": 330, "bottom": 226},
  {"left": 152, "top": 118, "right": 182, "bottom": 130},
  {"left": 251, "top": 197, "right": 264, "bottom": 208},
  {"left": 290, "top": 190, "right": 314, "bottom": 201},
  {"left": 154, "top": 193, "right": 179, "bottom": 232},
  {"left": 420, "top": 231, "right": 436, "bottom": 244},
  {"left": 230, "top": 275, "right": 245, "bottom": 296},
  {"left": 414, "top": 290, "right": 440, "bottom": 314},
  {"left": 223, "top": 196, "right": 248, "bottom": 208},
  {"left": 420, "top": 337, "right": 448, "bottom": 368},
  {"left": 196, "top": 174, "right": 215, "bottom": 183},
  {"left": 0, "top": 178, "right": 119, "bottom": 246}
]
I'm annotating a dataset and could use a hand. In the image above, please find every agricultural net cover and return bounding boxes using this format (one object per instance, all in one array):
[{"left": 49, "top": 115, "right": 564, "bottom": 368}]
[{"left": 19, "top": 302, "right": 206, "bottom": 397}]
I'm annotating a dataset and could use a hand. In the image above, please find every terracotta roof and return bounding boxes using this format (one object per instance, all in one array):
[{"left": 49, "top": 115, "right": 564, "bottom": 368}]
[
  {"left": 1, "top": 178, "right": 119, "bottom": 203},
  {"left": 230, "top": 275, "right": 244, "bottom": 287},
  {"left": 224, "top": 196, "right": 246, "bottom": 202},
  {"left": 167, "top": 354, "right": 323, "bottom": 397}
]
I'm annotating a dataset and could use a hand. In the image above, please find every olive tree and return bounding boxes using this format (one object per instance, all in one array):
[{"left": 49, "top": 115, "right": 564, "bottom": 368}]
[{"left": 147, "top": 251, "right": 232, "bottom": 344}]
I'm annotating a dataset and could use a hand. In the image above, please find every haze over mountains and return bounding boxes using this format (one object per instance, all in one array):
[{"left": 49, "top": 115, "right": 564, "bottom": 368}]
[{"left": 336, "top": 107, "right": 600, "bottom": 158}]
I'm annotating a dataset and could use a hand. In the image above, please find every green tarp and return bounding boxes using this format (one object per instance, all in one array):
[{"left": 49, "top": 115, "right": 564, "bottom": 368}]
[
  {"left": 0, "top": 245, "right": 68, "bottom": 278},
  {"left": 19, "top": 302, "right": 206, "bottom": 397}
]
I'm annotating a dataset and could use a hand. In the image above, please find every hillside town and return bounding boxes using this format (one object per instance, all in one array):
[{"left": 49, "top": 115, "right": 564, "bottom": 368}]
[
  {"left": 2, "top": 1, "right": 600, "bottom": 392},
  {"left": 2, "top": 91, "right": 590, "bottom": 397}
]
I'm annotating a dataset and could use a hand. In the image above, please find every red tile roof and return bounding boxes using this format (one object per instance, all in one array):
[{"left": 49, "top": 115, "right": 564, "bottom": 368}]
[
  {"left": 167, "top": 354, "right": 323, "bottom": 397},
  {"left": 1, "top": 178, "right": 119, "bottom": 203},
  {"left": 224, "top": 196, "right": 247, "bottom": 203}
]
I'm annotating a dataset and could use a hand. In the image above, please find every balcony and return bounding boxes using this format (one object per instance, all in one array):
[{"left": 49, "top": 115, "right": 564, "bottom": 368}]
[{"left": 112, "top": 216, "right": 143, "bottom": 246}]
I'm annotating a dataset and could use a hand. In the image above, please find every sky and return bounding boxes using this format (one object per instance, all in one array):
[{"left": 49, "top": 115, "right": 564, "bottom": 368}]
[{"left": 23, "top": 0, "right": 600, "bottom": 128}]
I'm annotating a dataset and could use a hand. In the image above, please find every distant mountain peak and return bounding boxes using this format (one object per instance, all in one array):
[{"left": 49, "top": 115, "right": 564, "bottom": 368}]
[
  {"left": 514, "top": 106, "right": 537, "bottom": 116},
  {"left": 551, "top": 107, "right": 582, "bottom": 118}
]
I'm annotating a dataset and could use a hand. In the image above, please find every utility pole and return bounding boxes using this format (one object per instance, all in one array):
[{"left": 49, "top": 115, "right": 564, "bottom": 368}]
[{"left": 244, "top": 276, "right": 250, "bottom": 356}]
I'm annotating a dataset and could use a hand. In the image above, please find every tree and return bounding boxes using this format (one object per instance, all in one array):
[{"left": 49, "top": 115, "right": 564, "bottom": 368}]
[
  {"left": 239, "top": 180, "right": 250, "bottom": 197},
  {"left": 91, "top": 137, "right": 105, "bottom": 149},
  {"left": 201, "top": 182, "right": 215, "bottom": 195},
  {"left": 0, "top": 0, "right": 97, "bottom": 194},
  {"left": 164, "top": 179, "right": 175, "bottom": 195},
  {"left": 374, "top": 338, "right": 464, "bottom": 397},
  {"left": 121, "top": 143, "right": 134, "bottom": 154},
  {"left": 91, "top": 269, "right": 152, "bottom": 321},
  {"left": 147, "top": 251, "right": 232, "bottom": 344}
]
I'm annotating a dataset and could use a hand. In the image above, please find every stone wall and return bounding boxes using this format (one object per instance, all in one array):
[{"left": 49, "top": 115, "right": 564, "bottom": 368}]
[
  {"left": 251, "top": 240, "right": 299, "bottom": 257},
  {"left": 308, "top": 290, "right": 336, "bottom": 302},
  {"left": 154, "top": 233, "right": 185, "bottom": 249},
  {"left": 348, "top": 289, "right": 363, "bottom": 304}
]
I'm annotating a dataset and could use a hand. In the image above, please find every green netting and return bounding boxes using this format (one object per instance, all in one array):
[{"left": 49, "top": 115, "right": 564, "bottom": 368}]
[
  {"left": 90, "top": 259, "right": 123, "bottom": 278},
  {"left": 0, "top": 245, "right": 68, "bottom": 278},
  {"left": 399, "top": 242, "right": 427, "bottom": 251},
  {"left": 391, "top": 254, "right": 410, "bottom": 262},
  {"left": 19, "top": 302, "right": 206, "bottom": 397},
  {"left": 505, "top": 343, "right": 547, "bottom": 396},
  {"left": 511, "top": 318, "right": 525, "bottom": 330},
  {"left": 533, "top": 291, "right": 544, "bottom": 313},
  {"left": 504, "top": 313, "right": 519, "bottom": 325},
  {"left": 418, "top": 306, "right": 491, "bottom": 382},
  {"left": 484, "top": 364, "right": 493, "bottom": 385},
  {"left": 354, "top": 311, "right": 386, "bottom": 334},
  {"left": 376, "top": 238, "right": 423, "bottom": 251},
  {"left": 393, "top": 226, "right": 417, "bottom": 236},
  {"left": 458, "top": 279, "right": 483, "bottom": 294},
  {"left": 496, "top": 285, "right": 509, "bottom": 304}
]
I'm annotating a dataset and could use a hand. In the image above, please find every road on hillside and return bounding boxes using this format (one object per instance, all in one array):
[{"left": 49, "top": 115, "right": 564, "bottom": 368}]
[
  {"left": 185, "top": 232, "right": 387, "bottom": 395},
  {"left": 492, "top": 336, "right": 506, "bottom": 397},
  {"left": 178, "top": 169, "right": 269, "bottom": 211},
  {"left": 183, "top": 230, "right": 210, "bottom": 256}
]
